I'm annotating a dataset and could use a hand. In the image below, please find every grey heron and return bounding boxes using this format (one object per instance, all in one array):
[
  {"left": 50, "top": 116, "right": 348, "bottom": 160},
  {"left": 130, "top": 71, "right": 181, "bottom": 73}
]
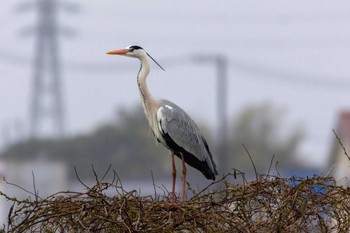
[{"left": 106, "top": 45, "right": 218, "bottom": 205}]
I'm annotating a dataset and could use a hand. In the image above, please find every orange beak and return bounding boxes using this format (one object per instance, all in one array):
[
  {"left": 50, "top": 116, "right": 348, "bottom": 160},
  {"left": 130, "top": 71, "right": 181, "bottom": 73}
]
[{"left": 106, "top": 49, "right": 129, "bottom": 55}]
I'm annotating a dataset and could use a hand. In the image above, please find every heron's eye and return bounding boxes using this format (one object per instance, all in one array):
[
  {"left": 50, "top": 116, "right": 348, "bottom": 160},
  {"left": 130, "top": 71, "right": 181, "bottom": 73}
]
[{"left": 129, "top": 45, "right": 143, "bottom": 51}]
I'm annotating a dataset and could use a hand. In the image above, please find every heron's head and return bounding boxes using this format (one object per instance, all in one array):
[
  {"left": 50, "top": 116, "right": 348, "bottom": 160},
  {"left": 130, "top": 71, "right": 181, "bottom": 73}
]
[
  {"left": 106, "top": 45, "right": 146, "bottom": 58},
  {"left": 106, "top": 45, "right": 165, "bottom": 70}
]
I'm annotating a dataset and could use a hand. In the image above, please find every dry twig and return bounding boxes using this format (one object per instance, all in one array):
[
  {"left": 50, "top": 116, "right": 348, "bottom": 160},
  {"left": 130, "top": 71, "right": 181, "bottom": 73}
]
[{"left": 1, "top": 168, "right": 350, "bottom": 232}]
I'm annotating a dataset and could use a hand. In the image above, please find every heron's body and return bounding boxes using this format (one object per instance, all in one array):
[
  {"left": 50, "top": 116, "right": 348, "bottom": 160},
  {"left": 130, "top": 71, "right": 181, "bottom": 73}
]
[
  {"left": 156, "top": 99, "right": 217, "bottom": 180},
  {"left": 107, "top": 45, "right": 218, "bottom": 205}
]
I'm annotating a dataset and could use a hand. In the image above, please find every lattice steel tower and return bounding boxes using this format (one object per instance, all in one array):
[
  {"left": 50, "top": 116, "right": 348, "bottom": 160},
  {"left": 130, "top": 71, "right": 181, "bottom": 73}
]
[{"left": 19, "top": 0, "right": 77, "bottom": 138}]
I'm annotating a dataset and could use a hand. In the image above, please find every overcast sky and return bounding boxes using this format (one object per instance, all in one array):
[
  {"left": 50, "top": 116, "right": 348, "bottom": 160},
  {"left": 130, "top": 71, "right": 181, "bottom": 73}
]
[{"left": 1, "top": 1, "right": 350, "bottom": 167}]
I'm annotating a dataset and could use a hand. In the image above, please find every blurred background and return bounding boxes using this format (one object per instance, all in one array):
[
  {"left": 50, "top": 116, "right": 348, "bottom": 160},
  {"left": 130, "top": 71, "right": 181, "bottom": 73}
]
[{"left": 1, "top": 0, "right": 350, "bottom": 223}]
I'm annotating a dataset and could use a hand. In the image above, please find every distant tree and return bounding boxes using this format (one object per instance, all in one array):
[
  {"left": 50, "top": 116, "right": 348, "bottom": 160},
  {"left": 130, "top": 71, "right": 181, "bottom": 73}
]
[
  {"left": 226, "top": 103, "right": 304, "bottom": 175},
  {"left": 109, "top": 106, "right": 169, "bottom": 177},
  {"left": 1, "top": 103, "right": 304, "bottom": 181},
  {"left": 1, "top": 106, "right": 169, "bottom": 180}
]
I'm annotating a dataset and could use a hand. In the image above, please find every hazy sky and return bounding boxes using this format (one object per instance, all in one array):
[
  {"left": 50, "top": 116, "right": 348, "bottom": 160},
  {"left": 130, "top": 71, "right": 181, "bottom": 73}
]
[{"left": 1, "top": 1, "right": 350, "bottom": 167}]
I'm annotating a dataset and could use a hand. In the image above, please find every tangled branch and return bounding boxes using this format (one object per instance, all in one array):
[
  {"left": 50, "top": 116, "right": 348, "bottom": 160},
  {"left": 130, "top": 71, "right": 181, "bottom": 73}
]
[{"left": 1, "top": 167, "right": 349, "bottom": 232}]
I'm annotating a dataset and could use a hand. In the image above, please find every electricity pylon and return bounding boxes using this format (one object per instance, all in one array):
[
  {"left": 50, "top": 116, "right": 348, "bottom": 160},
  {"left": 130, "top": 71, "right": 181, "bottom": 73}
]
[{"left": 17, "top": 0, "right": 78, "bottom": 138}]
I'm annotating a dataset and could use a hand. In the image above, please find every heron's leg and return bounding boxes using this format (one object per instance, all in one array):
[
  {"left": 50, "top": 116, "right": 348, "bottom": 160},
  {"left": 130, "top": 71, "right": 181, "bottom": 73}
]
[
  {"left": 181, "top": 153, "right": 186, "bottom": 206},
  {"left": 170, "top": 151, "right": 176, "bottom": 205}
]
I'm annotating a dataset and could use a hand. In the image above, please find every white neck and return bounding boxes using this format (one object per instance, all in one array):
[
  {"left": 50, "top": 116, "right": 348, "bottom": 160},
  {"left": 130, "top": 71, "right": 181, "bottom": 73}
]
[
  {"left": 137, "top": 55, "right": 160, "bottom": 132},
  {"left": 137, "top": 56, "right": 155, "bottom": 103}
]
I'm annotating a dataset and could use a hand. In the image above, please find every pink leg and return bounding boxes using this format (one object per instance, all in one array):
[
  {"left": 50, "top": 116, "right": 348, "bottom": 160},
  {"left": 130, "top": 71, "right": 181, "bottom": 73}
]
[
  {"left": 181, "top": 153, "right": 187, "bottom": 206},
  {"left": 170, "top": 151, "right": 176, "bottom": 205}
]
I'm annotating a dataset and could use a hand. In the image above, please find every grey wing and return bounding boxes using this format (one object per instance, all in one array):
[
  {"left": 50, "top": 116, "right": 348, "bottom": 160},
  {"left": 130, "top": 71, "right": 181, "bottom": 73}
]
[{"left": 156, "top": 100, "right": 218, "bottom": 180}]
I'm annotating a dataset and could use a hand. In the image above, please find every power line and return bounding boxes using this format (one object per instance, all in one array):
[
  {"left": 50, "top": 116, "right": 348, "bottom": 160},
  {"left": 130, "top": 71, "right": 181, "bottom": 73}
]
[
  {"left": 229, "top": 58, "right": 350, "bottom": 89},
  {"left": 1, "top": 48, "right": 349, "bottom": 90}
]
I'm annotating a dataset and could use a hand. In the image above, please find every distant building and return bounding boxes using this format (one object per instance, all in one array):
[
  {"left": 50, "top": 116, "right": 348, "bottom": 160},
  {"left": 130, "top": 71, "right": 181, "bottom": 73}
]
[
  {"left": 0, "top": 158, "right": 67, "bottom": 225},
  {"left": 328, "top": 111, "right": 350, "bottom": 187}
]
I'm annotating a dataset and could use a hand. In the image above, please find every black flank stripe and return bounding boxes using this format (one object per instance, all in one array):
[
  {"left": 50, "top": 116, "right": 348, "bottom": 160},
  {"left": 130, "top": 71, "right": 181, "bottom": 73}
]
[{"left": 162, "top": 132, "right": 215, "bottom": 180}]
